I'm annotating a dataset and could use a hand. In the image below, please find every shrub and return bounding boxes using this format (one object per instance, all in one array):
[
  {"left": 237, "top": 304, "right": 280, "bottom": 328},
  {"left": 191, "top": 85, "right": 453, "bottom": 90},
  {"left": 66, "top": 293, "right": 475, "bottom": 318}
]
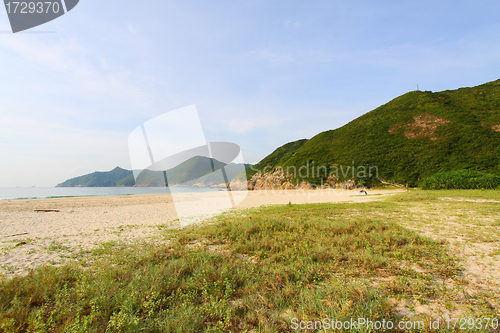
[{"left": 420, "top": 170, "right": 500, "bottom": 190}]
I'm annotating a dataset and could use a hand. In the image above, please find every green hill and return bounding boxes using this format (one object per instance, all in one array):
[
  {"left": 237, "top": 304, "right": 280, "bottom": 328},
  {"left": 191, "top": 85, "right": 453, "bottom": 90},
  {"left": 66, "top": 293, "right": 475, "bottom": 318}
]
[{"left": 250, "top": 79, "right": 500, "bottom": 186}]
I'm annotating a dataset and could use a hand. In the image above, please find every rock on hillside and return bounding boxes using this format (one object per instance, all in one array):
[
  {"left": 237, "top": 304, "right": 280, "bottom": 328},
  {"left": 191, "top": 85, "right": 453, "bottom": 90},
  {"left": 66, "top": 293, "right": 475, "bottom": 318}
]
[{"left": 232, "top": 170, "right": 357, "bottom": 190}]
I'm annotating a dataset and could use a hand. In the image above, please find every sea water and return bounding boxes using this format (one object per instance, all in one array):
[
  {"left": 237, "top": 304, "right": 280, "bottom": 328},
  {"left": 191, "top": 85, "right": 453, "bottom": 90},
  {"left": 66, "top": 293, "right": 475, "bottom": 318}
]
[{"left": 0, "top": 187, "right": 224, "bottom": 200}]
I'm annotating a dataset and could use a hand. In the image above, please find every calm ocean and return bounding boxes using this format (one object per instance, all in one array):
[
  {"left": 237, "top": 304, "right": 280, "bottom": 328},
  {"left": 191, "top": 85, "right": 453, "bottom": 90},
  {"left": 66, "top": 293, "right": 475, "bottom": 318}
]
[{"left": 0, "top": 187, "right": 223, "bottom": 200}]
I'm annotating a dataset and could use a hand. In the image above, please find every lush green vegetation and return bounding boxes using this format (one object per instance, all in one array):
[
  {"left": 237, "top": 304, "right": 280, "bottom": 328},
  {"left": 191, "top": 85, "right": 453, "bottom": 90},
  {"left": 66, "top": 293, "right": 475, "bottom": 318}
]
[
  {"left": 420, "top": 170, "right": 500, "bottom": 190},
  {"left": 251, "top": 80, "right": 500, "bottom": 186},
  {"left": 3, "top": 193, "right": 489, "bottom": 332}
]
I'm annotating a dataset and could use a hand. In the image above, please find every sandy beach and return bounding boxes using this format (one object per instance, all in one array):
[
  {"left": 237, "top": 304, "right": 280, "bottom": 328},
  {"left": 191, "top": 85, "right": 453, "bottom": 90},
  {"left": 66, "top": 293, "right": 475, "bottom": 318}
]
[{"left": 0, "top": 189, "right": 403, "bottom": 278}]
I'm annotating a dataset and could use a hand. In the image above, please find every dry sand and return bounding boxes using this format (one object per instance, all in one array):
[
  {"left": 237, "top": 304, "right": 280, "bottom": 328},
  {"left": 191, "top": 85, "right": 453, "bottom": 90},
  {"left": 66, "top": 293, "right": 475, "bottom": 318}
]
[{"left": 0, "top": 188, "right": 403, "bottom": 278}]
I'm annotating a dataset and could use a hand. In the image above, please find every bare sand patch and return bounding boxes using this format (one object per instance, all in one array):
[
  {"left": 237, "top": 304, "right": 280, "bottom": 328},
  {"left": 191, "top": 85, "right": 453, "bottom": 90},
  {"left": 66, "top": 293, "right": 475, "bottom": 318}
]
[
  {"left": 0, "top": 196, "right": 179, "bottom": 277},
  {"left": 238, "top": 188, "right": 402, "bottom": 208},
  {"left": 438, "top": 197, "right": 500, "bottom": 203},
  {"left": 383, "top": 198, "right": 500, "bottom": 318}
]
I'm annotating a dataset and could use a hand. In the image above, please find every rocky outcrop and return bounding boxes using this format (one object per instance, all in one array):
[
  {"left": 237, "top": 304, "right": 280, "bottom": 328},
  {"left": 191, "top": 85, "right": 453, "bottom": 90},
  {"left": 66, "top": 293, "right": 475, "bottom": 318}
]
[
  {"left": 229, "top": 169, "right": 357, "bottom": 190},
  {"left": 249, "top": 170, "right": 297, "bottom": 190},
  {"left": 389, "top": 114, "right": 451, "bottom": 141},
  {"left": 227, "top": 178, "right": 248, "bottom": 191}
]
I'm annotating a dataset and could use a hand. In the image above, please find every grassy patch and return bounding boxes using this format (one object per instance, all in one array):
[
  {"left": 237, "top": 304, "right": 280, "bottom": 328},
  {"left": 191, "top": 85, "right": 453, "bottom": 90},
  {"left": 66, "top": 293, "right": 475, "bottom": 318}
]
[
  {"left": 0, "top": 199, "right": 470, "bottom": 332},
  {"left": 46, "top": 241, "right": 71, "bottom": 253}
]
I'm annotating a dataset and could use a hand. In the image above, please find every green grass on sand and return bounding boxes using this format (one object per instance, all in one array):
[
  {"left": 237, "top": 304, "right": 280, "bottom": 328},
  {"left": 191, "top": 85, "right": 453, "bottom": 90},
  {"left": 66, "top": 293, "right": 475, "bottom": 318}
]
[{"left": 1, "top": 191, "right": 499, "bottom": 332}]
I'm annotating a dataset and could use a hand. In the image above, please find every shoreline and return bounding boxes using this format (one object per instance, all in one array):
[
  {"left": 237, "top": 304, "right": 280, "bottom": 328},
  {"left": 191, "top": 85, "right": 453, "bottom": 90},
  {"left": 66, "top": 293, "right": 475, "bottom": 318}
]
[
  {"left": 0, "top": 186, "right": 224, "bottom": 201},
  {"left": 0, "top": 189, "right": 404, "bottom": 278},
  {"left": 0, "top": 186, "right": 404, "bottom": 201}
]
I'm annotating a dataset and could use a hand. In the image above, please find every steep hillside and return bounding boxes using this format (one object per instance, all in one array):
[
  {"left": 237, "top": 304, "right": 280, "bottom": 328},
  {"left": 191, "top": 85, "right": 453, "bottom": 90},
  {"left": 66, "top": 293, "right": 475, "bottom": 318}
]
[
  {"left": 246, "top": 139, "right": 308, "bottom": 179},
  {"left": 252, "top": 79, "right": 500, "bottom": 186}
]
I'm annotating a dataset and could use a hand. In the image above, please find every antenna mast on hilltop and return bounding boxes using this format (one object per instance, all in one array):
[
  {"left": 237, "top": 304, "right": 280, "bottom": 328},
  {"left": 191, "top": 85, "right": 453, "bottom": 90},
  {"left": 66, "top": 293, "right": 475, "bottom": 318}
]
[{"left": 417, "top": 84, "right": 419, "bottom": 91}]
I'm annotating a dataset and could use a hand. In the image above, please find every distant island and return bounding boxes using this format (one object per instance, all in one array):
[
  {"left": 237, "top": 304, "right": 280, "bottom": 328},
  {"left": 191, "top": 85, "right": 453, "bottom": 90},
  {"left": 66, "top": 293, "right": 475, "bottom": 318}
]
[{"left": 57, "top": 156, "right": 251, "bottom": 187}]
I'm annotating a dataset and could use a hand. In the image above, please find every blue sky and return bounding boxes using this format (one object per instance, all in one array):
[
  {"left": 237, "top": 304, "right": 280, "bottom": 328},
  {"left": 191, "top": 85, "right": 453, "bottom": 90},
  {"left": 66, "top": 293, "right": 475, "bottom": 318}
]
[{"left": 1, "top": 0, "right": 500, "bottom": 186}]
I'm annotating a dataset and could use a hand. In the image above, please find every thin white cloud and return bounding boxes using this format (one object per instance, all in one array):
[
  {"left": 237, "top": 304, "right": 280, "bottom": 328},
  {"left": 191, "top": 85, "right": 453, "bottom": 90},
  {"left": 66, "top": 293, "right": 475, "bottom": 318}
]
[
  {"left": 0, "top": 35, "right": 159, "bottom": 113},
  {"left": 284, "top": 20, "right": 302, "bottom": 29},
  {"left": 0, "top": 111, "right": 131, "bottom": 186},
  {"left": 127, "top": 23, "right": 137, "bottom": 36},
  {"left": 247, "top": 49, "right": 295, "bottom": 64},
  {"left": 0, "top": 112, "right": 122, "bottom": 155}
]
